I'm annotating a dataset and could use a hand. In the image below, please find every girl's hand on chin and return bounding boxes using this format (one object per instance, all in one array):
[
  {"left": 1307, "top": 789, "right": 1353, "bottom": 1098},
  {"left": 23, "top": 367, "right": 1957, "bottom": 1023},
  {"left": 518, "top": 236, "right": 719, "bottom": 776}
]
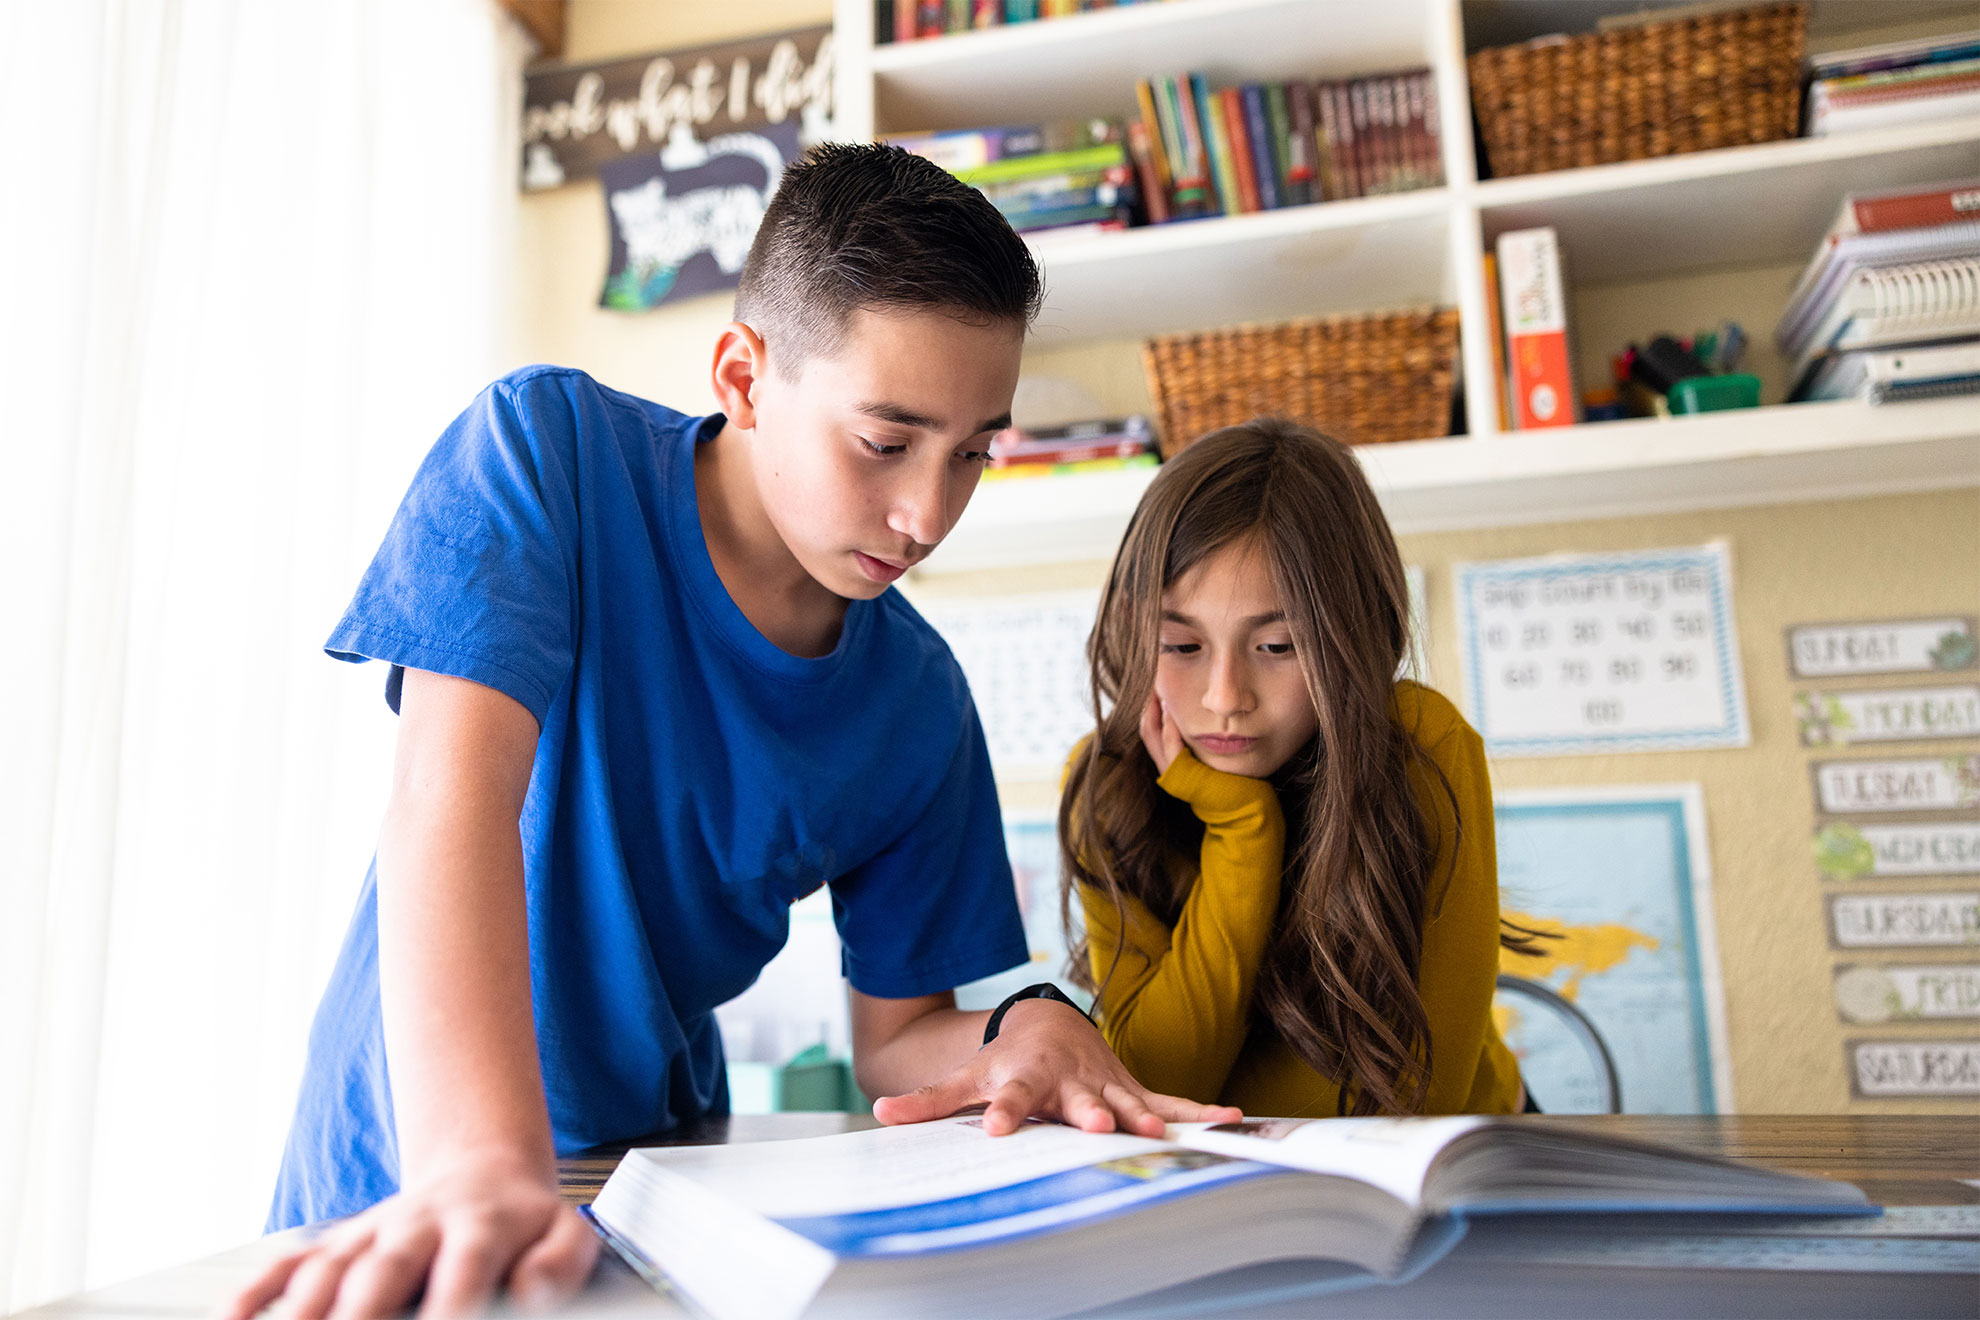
[{"left": 1139, "top": 691, "right": 1184, "bottom": 775}]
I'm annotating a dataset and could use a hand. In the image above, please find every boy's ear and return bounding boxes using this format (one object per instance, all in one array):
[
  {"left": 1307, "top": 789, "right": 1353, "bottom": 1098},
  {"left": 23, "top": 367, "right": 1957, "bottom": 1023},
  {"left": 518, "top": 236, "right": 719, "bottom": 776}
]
[{"left": 710, "top": 321, "right": 769, "bottom": 429}]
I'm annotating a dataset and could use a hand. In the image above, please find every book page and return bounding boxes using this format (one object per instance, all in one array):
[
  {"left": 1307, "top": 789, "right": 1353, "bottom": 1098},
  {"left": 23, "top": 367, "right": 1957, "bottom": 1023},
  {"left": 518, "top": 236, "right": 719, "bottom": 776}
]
[
  {"left": 1172, "top": 1117, "right": 1488, "bottom": 1207},
  {"left": 631, "top": 1117, "right": 1183, "bottom": 1218}
]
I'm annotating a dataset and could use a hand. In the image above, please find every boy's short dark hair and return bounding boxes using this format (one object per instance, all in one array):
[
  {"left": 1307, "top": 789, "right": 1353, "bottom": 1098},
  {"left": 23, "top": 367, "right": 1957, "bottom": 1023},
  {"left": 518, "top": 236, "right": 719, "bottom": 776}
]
[{"left": 736, "top": 142, "right": 1044, "bottom": 375}]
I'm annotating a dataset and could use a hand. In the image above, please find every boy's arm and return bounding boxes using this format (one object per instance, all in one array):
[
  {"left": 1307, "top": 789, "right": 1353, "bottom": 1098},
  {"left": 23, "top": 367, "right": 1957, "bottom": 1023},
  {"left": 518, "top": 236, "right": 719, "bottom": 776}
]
[
  {"left": 224, "top": 671, "right": 595, "bottom": 1320},
  {"left": 853, "top": 989, "right": 1242, "bottom": 1137}
]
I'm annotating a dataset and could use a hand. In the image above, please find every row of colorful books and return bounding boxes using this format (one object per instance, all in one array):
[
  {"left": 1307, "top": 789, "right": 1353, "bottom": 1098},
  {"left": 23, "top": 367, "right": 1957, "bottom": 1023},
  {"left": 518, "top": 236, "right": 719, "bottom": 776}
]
[
  {"left": 877, "top": 0, "right": 1157, "bottom": 44},
  {"left": 1804, "top": 28, "right": 1980, "bottom": 137},
  {"left": 982, "top": 416, "right": 1159, "bottom": 479},
  {"left": 1780, "top": 178, "right": 1980, "bottom": 404},
  {"left": 887, "top": 119, "right": 1136, "bottom": 237},
  {"left": 1130, "top": 70, "right": 1443, "bottom": 223}
]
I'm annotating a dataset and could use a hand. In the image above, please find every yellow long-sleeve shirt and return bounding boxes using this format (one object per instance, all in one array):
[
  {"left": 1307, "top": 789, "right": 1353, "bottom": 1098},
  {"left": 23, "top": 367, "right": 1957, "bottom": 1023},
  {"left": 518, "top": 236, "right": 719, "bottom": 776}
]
[{"left": 1076, "top": 681, "right": 1521, "bottom": 1117}]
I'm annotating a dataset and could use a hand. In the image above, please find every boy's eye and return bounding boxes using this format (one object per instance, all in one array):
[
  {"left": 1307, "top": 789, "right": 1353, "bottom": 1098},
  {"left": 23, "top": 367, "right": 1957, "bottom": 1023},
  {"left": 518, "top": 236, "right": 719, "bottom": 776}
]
[
  {"left": 956, "top": 449, "right": 992, "bottom": 466},
  {"left": 860, "top": 437, "right": 907, "bottom": 457}
]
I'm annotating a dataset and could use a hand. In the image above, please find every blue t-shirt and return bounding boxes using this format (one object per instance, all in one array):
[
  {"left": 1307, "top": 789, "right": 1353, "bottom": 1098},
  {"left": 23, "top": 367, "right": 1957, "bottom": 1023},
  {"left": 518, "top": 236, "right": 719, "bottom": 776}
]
[{"left": 268, "top": 366, "right": 1028, "bottom": 1229}]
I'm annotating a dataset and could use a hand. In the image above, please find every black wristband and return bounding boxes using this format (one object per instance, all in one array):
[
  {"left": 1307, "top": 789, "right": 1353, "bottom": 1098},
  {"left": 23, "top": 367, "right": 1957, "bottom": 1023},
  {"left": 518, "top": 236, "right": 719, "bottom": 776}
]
[{"left": 981, "top": 982, "right": 1091, "bottom": 1048}]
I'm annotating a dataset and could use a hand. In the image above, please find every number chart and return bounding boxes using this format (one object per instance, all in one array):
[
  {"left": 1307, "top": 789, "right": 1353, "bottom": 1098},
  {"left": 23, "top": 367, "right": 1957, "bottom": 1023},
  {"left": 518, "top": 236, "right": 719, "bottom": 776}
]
[{"left": 1456, "top": 545, "right": 1750, "bottom": 757}]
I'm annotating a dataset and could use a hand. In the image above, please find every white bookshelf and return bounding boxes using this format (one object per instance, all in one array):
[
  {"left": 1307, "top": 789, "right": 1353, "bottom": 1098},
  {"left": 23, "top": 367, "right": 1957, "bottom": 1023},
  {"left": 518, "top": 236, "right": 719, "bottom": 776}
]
[{"left": 831, "top": 0, "right": 1980, "bottom": 575}]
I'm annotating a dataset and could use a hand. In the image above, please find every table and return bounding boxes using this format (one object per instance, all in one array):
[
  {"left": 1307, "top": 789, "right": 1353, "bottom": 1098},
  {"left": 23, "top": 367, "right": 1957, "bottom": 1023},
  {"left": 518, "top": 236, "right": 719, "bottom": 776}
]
[{"left": 22, "top": 1114, "right": 1980, "bottom": 1319}]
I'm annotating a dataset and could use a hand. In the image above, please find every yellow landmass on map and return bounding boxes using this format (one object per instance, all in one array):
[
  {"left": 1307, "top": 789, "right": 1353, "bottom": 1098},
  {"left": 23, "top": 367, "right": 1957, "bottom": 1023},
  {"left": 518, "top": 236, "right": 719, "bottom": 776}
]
[{"left": 1499, "top": 910, "right": 1660, "bottom": 1000}]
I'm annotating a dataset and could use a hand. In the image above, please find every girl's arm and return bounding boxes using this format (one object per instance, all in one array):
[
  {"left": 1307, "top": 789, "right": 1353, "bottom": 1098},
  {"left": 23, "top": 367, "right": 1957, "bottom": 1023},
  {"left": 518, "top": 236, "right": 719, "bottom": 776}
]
[
  {"left": 1409, "top": 712, "right": 1512, "bottom": 1113},
  {"left": 1080, "top": 718, "right": 1286, "bottom": 1104}
]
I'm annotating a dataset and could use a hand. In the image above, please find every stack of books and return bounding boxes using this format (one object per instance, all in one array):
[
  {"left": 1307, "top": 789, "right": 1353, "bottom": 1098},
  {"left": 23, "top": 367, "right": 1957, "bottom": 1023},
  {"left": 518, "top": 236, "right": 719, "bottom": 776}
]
[
  {"left": 882, "top": 0, "right": 1157, "bottom": 44},
  {"left": 982, "top": 415, "right": 1158, "bottom": 480},
  {"left": 888, "top": 120, "right": 1136, "bottom": 238},
  {"left": 1130, "top": 70, "right": 1443, "bottom": 223},
  {"left": 1804, "top": 29, "right": 1980, "bottom": 136},
  {"left": 1778, "top": 179, "right": 1980, "bottom": 403}
]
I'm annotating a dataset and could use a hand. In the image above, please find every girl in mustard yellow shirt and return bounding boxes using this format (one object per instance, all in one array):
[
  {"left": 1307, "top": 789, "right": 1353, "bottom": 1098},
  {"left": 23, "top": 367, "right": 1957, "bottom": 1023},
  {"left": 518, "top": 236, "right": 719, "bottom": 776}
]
[{"left": 1062, "top": 418, "right": 1532, "bottom": 1119}]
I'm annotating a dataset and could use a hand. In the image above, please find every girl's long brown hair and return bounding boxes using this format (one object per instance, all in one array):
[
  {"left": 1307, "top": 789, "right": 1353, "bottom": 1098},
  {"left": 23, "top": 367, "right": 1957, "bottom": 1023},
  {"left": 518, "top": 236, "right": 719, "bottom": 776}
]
[{"left": 1060, "top": 419, "right": 1519, "bottom": 1117}]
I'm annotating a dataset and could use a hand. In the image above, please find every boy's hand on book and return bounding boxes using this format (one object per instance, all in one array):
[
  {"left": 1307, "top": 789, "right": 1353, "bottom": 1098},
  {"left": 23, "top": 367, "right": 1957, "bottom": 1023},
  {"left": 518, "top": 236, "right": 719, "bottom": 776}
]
[
  {"left": 872, "top": 997, "right": 1242, "bottom": 1138},
  {"left": 220, "top": 1156, "right": 596, "bottom": 1320}
]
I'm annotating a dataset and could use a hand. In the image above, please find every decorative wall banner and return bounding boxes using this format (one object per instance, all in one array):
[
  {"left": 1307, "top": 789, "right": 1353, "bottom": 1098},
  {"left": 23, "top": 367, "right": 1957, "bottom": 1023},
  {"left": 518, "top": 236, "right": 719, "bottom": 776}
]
[
  {"left": 1796, "top": 685, "right": 1980, "bottom": 748},
  {"left": 1829, "top": 892, "right": 1980, "bottom": 948},
  {"left": 1787, "top": 617, "right": 1978, "bottom": 680},
  {"left": 521, "top": 27, "right": 833, "bottom": 191},
  {"left": 1847, "top": 1039, "right": 1980, "bottom": 1096},
  {"left": 1455, "top": 545, "right": 1748, "bottom": 757},
  {"left": 1810, "top": 756, "right": 1980, "bottom": 817},
  {"left": 1835, "top": 964, "right": 1980, "bottom": 1024},
  {"left": 1814, "top": 822, "right": 1980, "bottom": 880},
  {"left": 598, "top": 120, "right": 801, "bottom": 310}
]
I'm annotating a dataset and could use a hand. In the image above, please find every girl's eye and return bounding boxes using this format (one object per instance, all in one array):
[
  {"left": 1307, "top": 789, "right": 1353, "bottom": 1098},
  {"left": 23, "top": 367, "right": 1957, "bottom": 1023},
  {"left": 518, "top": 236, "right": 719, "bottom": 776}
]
[
  {"left": 1159, "top": 642, "right": 1200, "bottom": 655},
  {"left": 1260, "top": 642, "right": 1295, "bottom": 656},
  {"left": 860, "top": 438, "right": 907, "bottom": 457}
]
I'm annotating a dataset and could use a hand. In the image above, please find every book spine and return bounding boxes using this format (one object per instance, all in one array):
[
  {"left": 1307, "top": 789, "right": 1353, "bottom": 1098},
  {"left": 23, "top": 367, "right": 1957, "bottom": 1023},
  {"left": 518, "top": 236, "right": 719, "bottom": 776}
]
[
  {"left": 1151, "top": 79, "right": 1196, "bottom": 213},
  {"left": 1006, "top": 201, "right": 1127, "bottom": 232},
  {"left": 1285, "top": 81, "right": 1320, "bottom": 205},
  {"left": 1201, "top": 85, "right": 1242, "bottom": 216},
  {"left": 948, "top": 0, "right": 970, "bottom": 33},
  {"left": 1190, "top": 72, "right": 1234, "bottom": 217},
  {"left": 993, "top": 437, "right": 1150, "bottom": 466},
  {"left": 1241, "top": 85, "right": 1279, "bottom": 210},
  {"left": 1005, "top": 0, "right": 1039, "bottom": 18},
  {"left": 1482, "top": 250, "right": 1511, "bottom": 431},
  {"left": 1264, "top": 83, "right": 1297, "bottom": 206},
  {"left": 1124, "top": 119, "right": 1171, "bottom": 223},
  {"left": 1498, "top": 227, "right": 1577, "bottom": 429},
  {"left": 894, "top": 0, "right": 918, "bottom": 42},
  {"left": 1418, "top": 70, "right": 1445, "bottom": 187},
  {"left": 1132, "top": 80, "right": 1176, "bottom": 218},
  {"left": 1221, "top": 86, "right": 1261, "bottom": 212},
  {"left": 1347, "top": 81, "right": 1371, "bottom": 198},
  {"left": 950, "top": 143, "right": 1126, "bottom": 185},
  {"left": 1852, "top": 184, "right": 1980, "bottom": 233},
  {"left": 972, "top": 0, "right": 1002, "bottom": 25},
  {"left": 1375, "top": 77, "right": 1400, "bottom": 193},
  {"left": 1168, "top": 76, "right": 1213, "bottom": 214},
  {"left": 914, "top": 0, "right": 947, "bottom": 37},
  {"left": 1314, "top": 81, "right": 1346, "bottom": 199}
]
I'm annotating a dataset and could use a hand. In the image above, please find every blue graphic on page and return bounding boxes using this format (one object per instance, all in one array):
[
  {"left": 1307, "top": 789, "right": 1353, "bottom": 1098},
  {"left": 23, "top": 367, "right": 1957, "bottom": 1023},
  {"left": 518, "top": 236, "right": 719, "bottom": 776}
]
[{"left": 774, "top": 1149, "right": 1285, "bottom": 1257}]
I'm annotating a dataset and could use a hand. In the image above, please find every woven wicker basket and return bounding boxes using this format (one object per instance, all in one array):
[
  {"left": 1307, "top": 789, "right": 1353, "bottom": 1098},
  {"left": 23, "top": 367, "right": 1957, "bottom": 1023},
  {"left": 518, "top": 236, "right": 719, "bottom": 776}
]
[
  {"left": 1468, "top": 2, "right": 1807, "bottom": 179},
  {"left": 1141, "top": 308, "right": 1460, "bottom": 455}
]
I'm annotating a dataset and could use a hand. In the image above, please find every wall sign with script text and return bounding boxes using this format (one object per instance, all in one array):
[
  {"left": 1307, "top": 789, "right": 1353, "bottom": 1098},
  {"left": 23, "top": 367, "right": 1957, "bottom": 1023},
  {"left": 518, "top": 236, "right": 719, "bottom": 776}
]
[
  {"left": 1788, "top": 617, "right": 1978, "bottom": 679},
  {"left": 1834, "top": 964, "right": 1980, "bottom": 1024},
  {"left": 520, "top": 27, "right": 833, "bottom": 191},
  {"left": 1828, "top": 892, "right": 1980, "bottom": 948},
  {"left": 1796, "top": 685, "right": 1980, "bottom": 748},
  {"left": 1846, "top": 1039, "right": 1980, "bottom": 1096},
  {"left": 1810, "top": 757, "right": 1980, "bottom": 816},
  {"left": 1814, "top": 821, "right": 1980, "bottom": 880},
  {"left": 1455, "top": 545, "right": 1748, "bottom": 756}
]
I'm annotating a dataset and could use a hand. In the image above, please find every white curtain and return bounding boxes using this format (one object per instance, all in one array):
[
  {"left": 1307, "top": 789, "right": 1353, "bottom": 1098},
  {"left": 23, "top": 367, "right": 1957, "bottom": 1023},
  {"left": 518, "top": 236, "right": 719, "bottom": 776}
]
[{"left": 0, "top": 1, "right": 529, "bottom": 1307}]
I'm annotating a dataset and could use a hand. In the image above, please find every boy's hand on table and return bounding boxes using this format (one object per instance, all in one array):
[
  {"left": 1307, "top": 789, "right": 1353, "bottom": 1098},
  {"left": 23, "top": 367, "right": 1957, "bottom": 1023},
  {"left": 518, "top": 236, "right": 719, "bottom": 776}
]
[
  {"left": 220, "top": 1155, "right": 595, "bottom": 1320},
  {"left": 871, "top": 996, "right": 1242, "bottom": 1137}
]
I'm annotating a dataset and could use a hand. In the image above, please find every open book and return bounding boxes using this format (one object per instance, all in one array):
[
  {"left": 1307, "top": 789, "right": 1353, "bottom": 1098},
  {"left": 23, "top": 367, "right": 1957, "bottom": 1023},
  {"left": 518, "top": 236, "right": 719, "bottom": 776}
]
[{"left": 587, "top": 1115, "right": 1872, "bottom": 1320}]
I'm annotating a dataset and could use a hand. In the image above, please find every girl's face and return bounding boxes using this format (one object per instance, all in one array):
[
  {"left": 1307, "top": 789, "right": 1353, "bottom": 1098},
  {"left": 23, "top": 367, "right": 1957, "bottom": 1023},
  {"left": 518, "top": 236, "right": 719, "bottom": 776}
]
[{"left": 1154, "top": 537, "right": 1319, "bottom": 779}]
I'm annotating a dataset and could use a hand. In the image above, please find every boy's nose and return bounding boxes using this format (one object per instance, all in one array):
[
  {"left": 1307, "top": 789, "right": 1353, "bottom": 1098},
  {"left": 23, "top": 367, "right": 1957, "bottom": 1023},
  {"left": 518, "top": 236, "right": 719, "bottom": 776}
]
[{"left": 888, "top": 469, "right": 951, "bottom": 548}]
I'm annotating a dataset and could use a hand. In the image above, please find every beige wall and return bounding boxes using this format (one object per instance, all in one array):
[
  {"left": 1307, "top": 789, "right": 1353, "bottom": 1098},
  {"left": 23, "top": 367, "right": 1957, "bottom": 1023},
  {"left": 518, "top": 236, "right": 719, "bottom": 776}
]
[
  {"left": 514, "top": 0, "right": 834, "bottom": 406},
  {"left": 520, "top": 4, "right": 1980, "bottom": 1115}
]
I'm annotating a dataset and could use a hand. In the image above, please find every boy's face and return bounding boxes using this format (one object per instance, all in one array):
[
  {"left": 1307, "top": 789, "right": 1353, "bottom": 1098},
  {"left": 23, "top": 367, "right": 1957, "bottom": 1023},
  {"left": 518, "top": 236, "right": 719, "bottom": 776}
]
[{"left": 747, "top": 307, "right": 1024, "bottom": 599}]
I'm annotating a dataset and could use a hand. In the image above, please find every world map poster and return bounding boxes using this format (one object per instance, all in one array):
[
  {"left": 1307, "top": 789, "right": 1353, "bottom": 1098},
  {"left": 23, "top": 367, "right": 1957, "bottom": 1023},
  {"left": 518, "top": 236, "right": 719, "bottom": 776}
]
[{"left": 1494, "top": 786, "right": 1733, "bottom": 1114}]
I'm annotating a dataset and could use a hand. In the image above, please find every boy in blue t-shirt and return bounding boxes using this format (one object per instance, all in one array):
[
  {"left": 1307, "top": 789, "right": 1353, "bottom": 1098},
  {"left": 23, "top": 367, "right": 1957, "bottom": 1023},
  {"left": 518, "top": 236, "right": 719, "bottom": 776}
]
[{"left": 227, "top": 143, "right": 1235, "bottom": 1320}]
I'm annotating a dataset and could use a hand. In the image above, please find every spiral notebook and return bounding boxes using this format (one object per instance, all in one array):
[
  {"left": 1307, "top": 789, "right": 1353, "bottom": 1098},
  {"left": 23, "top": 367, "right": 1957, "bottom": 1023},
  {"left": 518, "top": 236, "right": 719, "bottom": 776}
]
[
  {"left": 1788, "top": 256, "right": 1980, "bottom": 395},
  {"left": 1777, "top": 219, "right": 1980, "bottom": 358},
  {"left": 1800, "top": 341, "right": 1980, "bottom": 404}
]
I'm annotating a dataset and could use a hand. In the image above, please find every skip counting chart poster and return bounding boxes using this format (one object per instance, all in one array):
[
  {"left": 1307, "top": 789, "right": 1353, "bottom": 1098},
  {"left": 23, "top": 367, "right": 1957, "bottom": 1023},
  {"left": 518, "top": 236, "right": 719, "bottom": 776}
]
[{"left": 1455, "top": 544, "right": 1751, "bottom": 757}]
